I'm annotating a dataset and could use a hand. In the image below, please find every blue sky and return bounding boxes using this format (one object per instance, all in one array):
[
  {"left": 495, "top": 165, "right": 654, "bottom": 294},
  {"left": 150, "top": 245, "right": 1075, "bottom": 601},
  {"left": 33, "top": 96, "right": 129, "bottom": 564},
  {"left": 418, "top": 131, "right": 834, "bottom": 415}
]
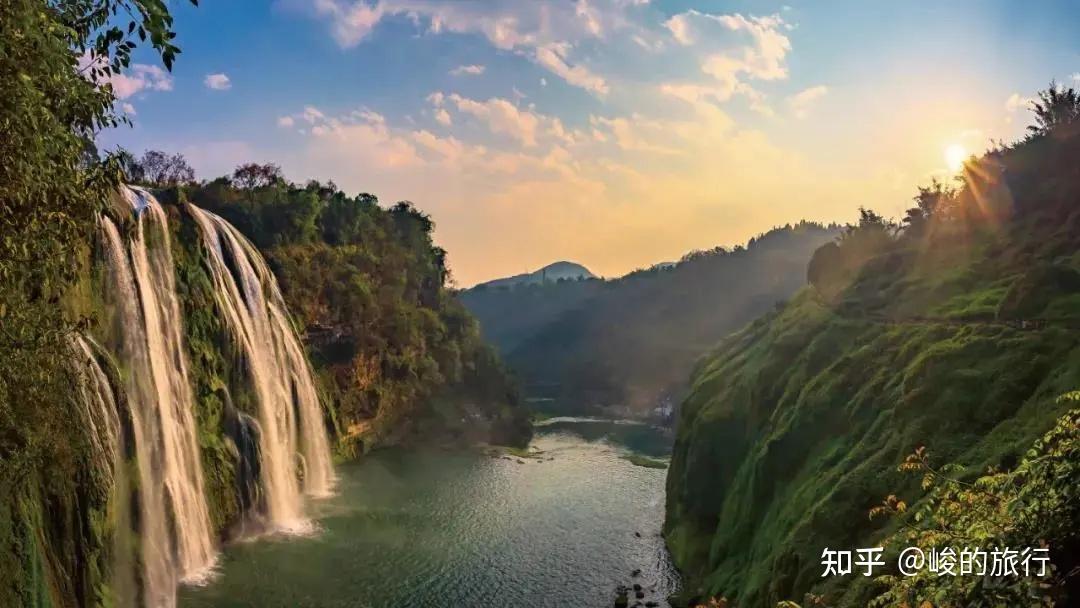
[{"left": 99, "top": 0, "right": 1080, "bottom": 285}]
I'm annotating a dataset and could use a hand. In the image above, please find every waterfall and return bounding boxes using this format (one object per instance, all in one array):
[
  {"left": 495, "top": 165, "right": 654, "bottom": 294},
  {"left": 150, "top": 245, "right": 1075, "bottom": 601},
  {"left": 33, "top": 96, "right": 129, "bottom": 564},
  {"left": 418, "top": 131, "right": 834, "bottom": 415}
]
[
  {"left": 73, "top": 336, "right": 121, "bottom": 472},
  {"left": 73, "top": 336, "right": 136, "bottom": 608},
  {"left": 85, "top": 185, "right": 335, "bottom": 605},
  {"left": 99, "top": 188, "right": 217, "bottom": 607},
  {"left": 188, "top": 205, "right": 334, "bottom": 532}
]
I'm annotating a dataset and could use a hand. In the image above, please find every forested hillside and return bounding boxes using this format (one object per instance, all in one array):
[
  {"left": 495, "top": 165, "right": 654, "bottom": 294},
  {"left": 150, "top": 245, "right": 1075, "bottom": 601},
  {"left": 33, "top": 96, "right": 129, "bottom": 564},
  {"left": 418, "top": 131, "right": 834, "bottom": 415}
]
[
  {"left": 167, "top": 168, "right": 533, "bottom": 451},
  {"left": 461, "top": 224, "right": 840, "bottom": 418},
  {"left": 665, "top": 86, "right": 1080, "bottom": 607},
  {"left": 0, "top": 2, "right": 529, "bottom": 604}
]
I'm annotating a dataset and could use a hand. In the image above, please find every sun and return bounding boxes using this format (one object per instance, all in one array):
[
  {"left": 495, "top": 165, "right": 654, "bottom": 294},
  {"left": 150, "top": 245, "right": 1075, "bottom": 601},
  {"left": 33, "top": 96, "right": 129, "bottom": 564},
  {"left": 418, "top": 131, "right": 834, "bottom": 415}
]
[{"left": 944, "top": 143, "right": 968, "bottom": 172}]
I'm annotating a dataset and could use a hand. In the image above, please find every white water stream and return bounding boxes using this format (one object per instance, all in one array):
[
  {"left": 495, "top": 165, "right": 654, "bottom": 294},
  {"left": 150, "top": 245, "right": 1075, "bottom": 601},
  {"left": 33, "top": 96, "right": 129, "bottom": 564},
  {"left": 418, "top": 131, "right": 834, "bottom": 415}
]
[{"left": 189, "top": 205, "right": 334, "bottom": 531}]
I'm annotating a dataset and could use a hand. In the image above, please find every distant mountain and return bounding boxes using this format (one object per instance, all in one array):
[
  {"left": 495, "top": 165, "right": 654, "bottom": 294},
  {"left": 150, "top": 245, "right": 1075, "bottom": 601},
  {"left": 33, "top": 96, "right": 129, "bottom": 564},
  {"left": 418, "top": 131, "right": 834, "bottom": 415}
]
[
  {"left": 459, "top": 222, "right": 841, "bottom": 419},
  {"left": 475, "top": 261, "right": 595, "bottom": 290}
]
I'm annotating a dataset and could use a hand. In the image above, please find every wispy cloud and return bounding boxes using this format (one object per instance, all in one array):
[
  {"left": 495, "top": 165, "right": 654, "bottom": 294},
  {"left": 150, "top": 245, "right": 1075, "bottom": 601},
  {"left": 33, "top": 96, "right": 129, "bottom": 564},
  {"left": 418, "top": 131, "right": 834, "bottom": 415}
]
[
  {"left": 787, "top": 85, "right": 828, "bottom": 118},
  {"left": 450, "top": 64, "right": 486, "bottom": 76},
  {"left": 438, "top": 93, "right": 543, "bottom": 146},
  {"left": 1005, "top": 92, "right": 1035, "bottom": 113},
  {"left": 301, "top": 0, "right": 626, "bottom": 96},
  {"left": 204, "top": 73, "right": 232, "bottom": 90},
  {"left": 534, "top": 43, "right": 609, "bottom": 96}
]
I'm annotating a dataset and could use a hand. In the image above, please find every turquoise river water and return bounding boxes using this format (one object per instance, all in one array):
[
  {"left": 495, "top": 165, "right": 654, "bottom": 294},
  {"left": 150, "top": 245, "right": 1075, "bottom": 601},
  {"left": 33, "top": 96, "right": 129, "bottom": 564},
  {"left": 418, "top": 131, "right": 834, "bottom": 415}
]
[{"left": 178, "top": 418, "right": 679, "bottom": 608}]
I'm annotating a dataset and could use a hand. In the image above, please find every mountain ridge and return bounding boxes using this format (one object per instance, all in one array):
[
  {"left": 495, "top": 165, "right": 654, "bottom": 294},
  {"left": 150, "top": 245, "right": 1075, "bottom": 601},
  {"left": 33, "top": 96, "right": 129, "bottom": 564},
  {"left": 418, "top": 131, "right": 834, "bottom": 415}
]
[
  {"left": 460, "top": 222, "right": 841, "bottom": 418},
  {"left": 472, "top": 260, "right": 596, "bottom": 290}
]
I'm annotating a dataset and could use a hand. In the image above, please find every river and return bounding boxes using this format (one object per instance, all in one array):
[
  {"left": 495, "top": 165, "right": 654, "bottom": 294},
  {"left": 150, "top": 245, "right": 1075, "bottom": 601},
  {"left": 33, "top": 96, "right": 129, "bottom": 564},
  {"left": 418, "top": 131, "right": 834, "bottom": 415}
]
[{"left": 179, "top": 418, "right": 680, "bottom": 608}]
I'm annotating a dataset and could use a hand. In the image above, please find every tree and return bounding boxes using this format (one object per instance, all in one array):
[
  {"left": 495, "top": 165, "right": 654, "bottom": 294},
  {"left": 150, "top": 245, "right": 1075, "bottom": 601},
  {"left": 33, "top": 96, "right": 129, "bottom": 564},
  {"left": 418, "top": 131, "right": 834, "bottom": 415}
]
[
  {"left": 116, "top": 148, "right": 145, "bottom": 182},
  {"left": 232, "top": 162, "right": 284, "bottom": 189},
  {"left": 871, "top": 403, "right": 1080, "bottom": 607},
  {"left": 1028, "top": 81, "right": 1080, "bottom": 137},
  {"left": 139, "top": 149, "right": 195, "bottom": 185},
  {"left": 903, "top": 178, "right": 958, "bottom": 232},
  {"left": 1, "top": 0, "right": 194, "bottom": 603}
]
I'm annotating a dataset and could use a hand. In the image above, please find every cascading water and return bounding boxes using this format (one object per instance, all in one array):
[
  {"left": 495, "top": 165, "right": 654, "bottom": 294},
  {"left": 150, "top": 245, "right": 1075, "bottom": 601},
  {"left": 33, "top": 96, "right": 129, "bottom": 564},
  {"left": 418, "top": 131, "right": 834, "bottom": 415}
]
[
  {"left": 188, "top": 205, "right": 334, "bottom": 531},
  {"left": 83, "top": 186, "right": 335, "bottom": 605},
  {"left": 99, "top": 188, "right": 217, "bottom": 607},
  {"left": 73, "top": 336, "right": 121, "bottom": 472},
  {"left": 73, "top": 336, "right": 136, "bottom": 608}
]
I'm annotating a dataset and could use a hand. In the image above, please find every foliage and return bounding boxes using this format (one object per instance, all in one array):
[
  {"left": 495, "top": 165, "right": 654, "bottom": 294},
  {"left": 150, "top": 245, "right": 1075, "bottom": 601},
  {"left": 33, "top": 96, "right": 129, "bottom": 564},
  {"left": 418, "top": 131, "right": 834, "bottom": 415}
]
[
  {"left": 665, "top": 85, "right": 1080, "bottom": 608},
  {"left": 132, "top": 149, "right": 194, "bottom": 185},
  {"left": 0, "top": 0, "right": 192, "bottom": 605},
  {"left": 231, "top": 162, "right": 284, "bottom": 190},
  {"left": 869, "top": 407, "right": 1080, "bottom": 607},
  {"left": 1028, "top": 81, "right": 1080, "bottom": 137},
  {"left": 170, "top": 175, "right": 532, "bottom": 449}
]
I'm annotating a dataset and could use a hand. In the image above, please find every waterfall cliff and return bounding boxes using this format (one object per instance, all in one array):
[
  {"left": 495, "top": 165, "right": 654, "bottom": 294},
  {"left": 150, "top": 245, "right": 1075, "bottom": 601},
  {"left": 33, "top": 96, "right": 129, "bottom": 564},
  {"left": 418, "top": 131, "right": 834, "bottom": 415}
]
[
  {"left": 189, "top": 205, "right": 335, "bottom": 529},
  {"left": 82, "top": 187, "right": 335, "bottom": 606}
]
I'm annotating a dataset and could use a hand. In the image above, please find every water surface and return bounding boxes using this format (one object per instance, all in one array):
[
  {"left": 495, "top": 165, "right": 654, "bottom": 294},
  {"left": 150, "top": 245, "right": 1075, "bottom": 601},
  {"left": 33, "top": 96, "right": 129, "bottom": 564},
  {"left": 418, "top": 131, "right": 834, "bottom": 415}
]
[{"left": 179, "top": 419, "right": 678, "bottom": 608}]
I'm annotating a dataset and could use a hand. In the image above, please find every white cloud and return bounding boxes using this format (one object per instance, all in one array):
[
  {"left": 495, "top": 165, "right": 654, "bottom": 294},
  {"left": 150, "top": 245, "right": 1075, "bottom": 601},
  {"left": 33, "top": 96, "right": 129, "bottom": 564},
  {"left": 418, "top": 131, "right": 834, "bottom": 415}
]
[
  {"left": 277, "top": 116, "right": 296, "bottom": 127},
  {"left": 1005, "top": 92, "right": 1034, "bottom": 113},
  {"left": 658, "top": 11, "right": 792, "bottom": 116},
  {"left": 1071, "top": 72, "right": 1080, "bottom": 83},
  {"left": 446, "top": 93, "right": 542, "bottom": 146},
  {"left": 298, "top": 104, "right": 423, "bottom": 168},
  {"left": 700, "top": 14, "right": 791, "bottom": 84},
  {"left": 80, "top": 52, "right": 173, "bottom": 99},
  {"left": 664, "top": 12, "right": 695, "bottom": 45},
  {"left": 350, "top": 108, "right": 387, "bottom": 124},
  {"left": 114, "top": 65, "right": 173, "bottom": 98},
  {"left": 787, "top": 85, "right": 828, "bottom": 118},
  {"left": 300, "top": 0, "right": 621, "bottom": 95},
  {"left": 121, "top": 102, "right": 137, "bottom": 115},
  {"left": 302, "top": 106, "right": 326, "bottom": 123},
  {"left": 434, "top": 108, "right": 452, "bottom": 126},
  {"left": 204, "top": 73, "right": 232, "bottom": 90},
  {"left": 540, "top": 77, "right": 548, "bottom": 87},
  {"left": 590, "top": 114, "right": 681, "bottom": 155},
  {"left": 311, "top": 0, "right": 385, "bottom": 47},
  {"left": 450, "top": 64, "right": 486, "bottom": 76},
  {"left": 1004, "top": 92, "right": 1036, "bottom": 125},
  {"left": 576, "top": 0, "right": 603, "bottom": 37},
  {"left": 534, "top": 43, "right": 609, "bottom": 96}
]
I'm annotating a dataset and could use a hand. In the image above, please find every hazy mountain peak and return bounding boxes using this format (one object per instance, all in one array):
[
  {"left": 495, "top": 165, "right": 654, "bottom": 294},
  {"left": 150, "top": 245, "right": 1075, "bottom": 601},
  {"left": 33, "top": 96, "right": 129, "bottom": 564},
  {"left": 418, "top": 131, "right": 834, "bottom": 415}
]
[{"left": 474, "top": 261, "right": 595, "bottom": 290}]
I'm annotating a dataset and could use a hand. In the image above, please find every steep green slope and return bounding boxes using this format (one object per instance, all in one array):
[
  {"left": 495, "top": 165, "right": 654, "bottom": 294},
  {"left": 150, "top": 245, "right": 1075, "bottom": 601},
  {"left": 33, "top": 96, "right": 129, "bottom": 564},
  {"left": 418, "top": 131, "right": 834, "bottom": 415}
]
[
  {"left": 665, "top": 127, "right": 1080, "bottom": 607},
  {"left": 462, "top": 224, "right": 840, "bottom": 417},
  {"left": 181, "top": 178, "right": 532, "bottom": 451}
]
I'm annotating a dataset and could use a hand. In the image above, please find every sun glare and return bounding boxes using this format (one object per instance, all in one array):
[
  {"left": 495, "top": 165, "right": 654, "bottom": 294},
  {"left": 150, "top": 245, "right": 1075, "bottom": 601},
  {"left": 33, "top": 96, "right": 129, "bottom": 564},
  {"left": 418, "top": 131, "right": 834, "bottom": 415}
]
[{"left": 945, "top": 143, "right": 968, "bottom": 172}]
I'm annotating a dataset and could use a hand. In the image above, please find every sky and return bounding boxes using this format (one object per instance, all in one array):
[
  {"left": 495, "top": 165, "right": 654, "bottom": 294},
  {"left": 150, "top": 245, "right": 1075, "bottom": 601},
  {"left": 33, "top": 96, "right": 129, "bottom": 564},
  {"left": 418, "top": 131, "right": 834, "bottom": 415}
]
[{"left": 98, "top": 0, "right": 1080, "bottom": 286}]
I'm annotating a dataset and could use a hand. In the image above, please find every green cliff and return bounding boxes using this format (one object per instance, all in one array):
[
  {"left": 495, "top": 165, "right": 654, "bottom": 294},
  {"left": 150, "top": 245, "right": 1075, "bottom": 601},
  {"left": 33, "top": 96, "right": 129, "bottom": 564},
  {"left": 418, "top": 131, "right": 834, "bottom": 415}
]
[{"left": 665, "top": 112, "right": 1080, "bottom": 606}]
